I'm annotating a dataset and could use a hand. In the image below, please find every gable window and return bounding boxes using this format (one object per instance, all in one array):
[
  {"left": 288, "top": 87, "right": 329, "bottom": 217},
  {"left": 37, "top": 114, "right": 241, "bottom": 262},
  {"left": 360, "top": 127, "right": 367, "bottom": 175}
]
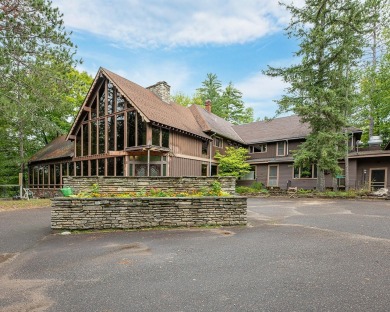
[
  {"left": 277, "top": 141, "right": 286, "bottom": 156},
  {"left": 213, "top": 136, "right": 223, "bottom": 148},
  {"left": 294, "top": 165, "right": 317, "bottom": 179},
  {"left": 249, "top": 144, "right": 267, "bottom": 153}
]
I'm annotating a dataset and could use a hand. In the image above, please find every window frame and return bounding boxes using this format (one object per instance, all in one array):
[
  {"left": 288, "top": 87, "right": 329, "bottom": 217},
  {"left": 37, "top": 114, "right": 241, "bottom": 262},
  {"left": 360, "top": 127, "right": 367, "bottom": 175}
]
[
  {"left": 249, "top": 143, "right": 267, "bottom": 153},
  {"left": 293, "top": 165, "right": 318, "bottom": 179},
  {"left": 276, "top": 141, "right": 286, "bottom": 156}
]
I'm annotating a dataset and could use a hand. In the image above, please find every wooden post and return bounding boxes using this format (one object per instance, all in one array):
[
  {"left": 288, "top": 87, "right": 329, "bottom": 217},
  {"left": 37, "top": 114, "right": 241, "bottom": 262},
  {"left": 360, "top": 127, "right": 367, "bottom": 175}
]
[{"left": 19, "top": 172, "right": 23, "bottom": 199}]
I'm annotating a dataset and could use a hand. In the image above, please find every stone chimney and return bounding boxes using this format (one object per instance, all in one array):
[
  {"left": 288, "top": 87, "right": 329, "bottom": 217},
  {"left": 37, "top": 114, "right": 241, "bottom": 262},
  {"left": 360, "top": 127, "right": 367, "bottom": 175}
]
[
  {"left": 205, "top": 99, "right": 212, "bottom": 113},
  {"left": 147, "top": 81, "right": 171, "bottom": 103}
]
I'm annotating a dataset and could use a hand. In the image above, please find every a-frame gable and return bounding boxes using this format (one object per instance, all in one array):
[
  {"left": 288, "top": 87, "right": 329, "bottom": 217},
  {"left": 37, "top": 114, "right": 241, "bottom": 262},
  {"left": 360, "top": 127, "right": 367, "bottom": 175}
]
[{"left": 66, "top": 67, "right": 150, "bottom": 141}]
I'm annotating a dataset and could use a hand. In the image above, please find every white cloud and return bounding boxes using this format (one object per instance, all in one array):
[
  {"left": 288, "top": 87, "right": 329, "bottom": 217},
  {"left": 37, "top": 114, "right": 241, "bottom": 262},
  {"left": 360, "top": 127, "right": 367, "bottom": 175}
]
[
  {"left": 52, "top": 0, "right": 291, "bottom": 48},
  {"left": 236, "top": 72, "right": 289, "bottom": 119}
]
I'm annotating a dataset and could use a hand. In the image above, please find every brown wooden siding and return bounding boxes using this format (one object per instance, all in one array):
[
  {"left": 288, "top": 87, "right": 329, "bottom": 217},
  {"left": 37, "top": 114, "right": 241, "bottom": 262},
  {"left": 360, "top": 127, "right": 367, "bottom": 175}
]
[
  {"left": 169, "top": 156, "right": 202, "bottom": 176},
  {"left": 170, "top": 132, "right": 204, "bottom": 157}
]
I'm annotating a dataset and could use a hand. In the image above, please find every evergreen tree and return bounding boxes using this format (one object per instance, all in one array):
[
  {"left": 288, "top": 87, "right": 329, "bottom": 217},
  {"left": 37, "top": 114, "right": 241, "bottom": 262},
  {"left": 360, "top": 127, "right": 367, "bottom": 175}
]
[
  {"left": 196, "top": 73, "right": 253, "bottom": 124},
  {"left": 265, "top": 0, "right": 371, "bottom": 191}
]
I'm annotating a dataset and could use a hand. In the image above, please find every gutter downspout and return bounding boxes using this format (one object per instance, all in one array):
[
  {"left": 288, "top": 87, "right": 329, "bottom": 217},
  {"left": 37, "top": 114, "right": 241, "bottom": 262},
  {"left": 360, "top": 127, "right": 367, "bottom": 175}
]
[{"left": 210, "top": 133, "right": 216, "bottom": 176}]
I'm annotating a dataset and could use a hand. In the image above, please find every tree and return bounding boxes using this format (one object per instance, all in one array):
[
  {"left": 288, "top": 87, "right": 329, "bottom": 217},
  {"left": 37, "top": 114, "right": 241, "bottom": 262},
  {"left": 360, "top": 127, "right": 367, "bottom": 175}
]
[
  {"left": 265, "top": 0, "right": 371, "bottom": 191},
  {"left": 196, "top": 73, "right": 253, "bottom": 124},
  {"left": 0, "top": 0, "right": 79, "bottom": 183},
  {"left": 214, "top": 147, "right": 251, "bottom": 178}
]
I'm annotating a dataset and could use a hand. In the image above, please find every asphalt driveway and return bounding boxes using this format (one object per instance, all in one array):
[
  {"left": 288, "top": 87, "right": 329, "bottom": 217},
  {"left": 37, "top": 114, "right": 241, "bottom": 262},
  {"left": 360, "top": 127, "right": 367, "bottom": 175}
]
[{"left": 0, "top": 198, "right": 389, "bottom": 311}]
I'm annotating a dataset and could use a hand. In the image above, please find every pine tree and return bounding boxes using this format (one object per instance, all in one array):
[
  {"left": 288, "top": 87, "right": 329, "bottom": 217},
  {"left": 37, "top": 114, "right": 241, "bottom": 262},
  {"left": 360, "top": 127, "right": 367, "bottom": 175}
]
[{"left": 265, "top": 0, "right": 371, "bottom": 191}]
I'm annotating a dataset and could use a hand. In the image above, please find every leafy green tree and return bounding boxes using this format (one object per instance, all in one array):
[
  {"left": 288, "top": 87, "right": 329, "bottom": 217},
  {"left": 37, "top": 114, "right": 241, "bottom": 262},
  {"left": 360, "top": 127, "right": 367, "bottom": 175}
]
[
  {"left": 0, "top": 0, "right": 79, "bottom": 182},
  {"left": 265, "top": 0, "right": 371, "bottom": 191},
  {"left": 214, "top": 147, "right": 251, "bottom": 178},
  {"left": 196, "top": 73, "right": 253, "bottom": 124}
]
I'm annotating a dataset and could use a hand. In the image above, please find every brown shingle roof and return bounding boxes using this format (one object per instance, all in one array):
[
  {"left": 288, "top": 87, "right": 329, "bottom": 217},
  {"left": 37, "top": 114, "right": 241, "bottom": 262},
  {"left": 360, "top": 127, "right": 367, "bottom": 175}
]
[
  {"left": 232, "top": 115, "right": 311, "bottom": 144},
  {"left": 29, "top": 135, "right": 73, "bottom": 163},
  {"left": 102, "top": 68, "right": 210, "bottom": 140},
  {"left": 189, "top": 105, "right": 245, "bottom": 143}
]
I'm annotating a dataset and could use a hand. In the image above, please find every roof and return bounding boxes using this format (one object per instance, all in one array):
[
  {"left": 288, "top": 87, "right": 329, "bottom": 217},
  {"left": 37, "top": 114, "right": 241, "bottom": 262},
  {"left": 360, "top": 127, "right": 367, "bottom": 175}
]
[
  {"left": 233, "top": 115, "right": 311, "bottom": 144},
  {"left": 29, "top": 135, "right": 73, "bottom": 163},
  {"left": 189, "top": 105, "right": 245, "bottom": 143},
  {"left": 102, "top": 68, "right": 209, "bottom": 140}
]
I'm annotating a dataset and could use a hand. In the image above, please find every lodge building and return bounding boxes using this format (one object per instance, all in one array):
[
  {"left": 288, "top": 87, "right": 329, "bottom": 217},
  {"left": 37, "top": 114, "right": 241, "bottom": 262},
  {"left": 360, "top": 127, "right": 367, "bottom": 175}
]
[{"left": 28, "top": 68, "right": 390, "bottom": 196}]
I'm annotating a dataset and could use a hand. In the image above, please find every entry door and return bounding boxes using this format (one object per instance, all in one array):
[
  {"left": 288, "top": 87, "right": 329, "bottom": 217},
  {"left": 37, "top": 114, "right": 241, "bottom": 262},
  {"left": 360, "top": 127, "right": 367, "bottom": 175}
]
[
  {"left": 370, "top": 169, "right": 386, "bottom": 190},
  {"left": 268, "top": 165, "right": 279, "bottom": 187}
]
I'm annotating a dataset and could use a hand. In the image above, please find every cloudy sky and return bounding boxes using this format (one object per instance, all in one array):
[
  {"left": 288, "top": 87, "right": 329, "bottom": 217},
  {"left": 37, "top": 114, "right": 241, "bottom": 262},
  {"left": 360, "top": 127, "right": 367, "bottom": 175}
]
[{"left": 52, "top": 0, "right": 301, "bottom": 120}]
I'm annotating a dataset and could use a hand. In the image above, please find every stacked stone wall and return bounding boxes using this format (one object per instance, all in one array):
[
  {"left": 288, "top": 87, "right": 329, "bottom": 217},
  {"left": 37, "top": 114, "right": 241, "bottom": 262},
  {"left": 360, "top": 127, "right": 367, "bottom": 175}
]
[
  {"left": 62, "top": 176, "right": 236, "bottom": 195},
  {"left": 51, "top": 197, "right": 247, "bottom": 230}
]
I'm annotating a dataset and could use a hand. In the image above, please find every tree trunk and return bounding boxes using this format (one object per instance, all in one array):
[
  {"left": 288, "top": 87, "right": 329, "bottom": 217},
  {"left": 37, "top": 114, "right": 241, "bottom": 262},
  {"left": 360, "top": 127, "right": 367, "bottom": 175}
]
[{"left": 316, "top": 166, "right": 325, "bottom": 192}]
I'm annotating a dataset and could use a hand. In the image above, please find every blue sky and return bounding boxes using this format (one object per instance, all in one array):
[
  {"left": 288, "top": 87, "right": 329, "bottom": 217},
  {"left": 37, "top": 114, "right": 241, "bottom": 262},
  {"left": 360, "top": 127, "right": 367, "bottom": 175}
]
[{"left": 53, "top": 0, "right": 302, "bottom": 120}]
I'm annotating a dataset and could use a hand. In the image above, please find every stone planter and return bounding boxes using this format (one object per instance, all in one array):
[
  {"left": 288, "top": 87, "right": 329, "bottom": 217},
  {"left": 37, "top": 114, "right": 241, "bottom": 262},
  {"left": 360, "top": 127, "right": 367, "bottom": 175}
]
[{"left": 51, "top": 196, "right": 247, "bottom": 230}]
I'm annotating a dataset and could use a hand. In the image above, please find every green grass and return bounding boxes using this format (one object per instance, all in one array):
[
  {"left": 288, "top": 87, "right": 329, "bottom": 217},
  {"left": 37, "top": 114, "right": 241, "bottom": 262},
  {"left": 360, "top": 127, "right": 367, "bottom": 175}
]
[{"left": 0, "top": 199, "right": 51, "bottom": 211}]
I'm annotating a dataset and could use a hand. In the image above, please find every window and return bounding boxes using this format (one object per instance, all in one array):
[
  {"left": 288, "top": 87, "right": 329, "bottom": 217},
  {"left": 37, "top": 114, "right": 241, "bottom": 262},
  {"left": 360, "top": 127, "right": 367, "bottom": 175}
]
[
  {"left": 137, "top": 116, "right": 146, "bottom": 145},
  {"left": 268, "top": 165, "right": 278, "bottom": 186},
  {"left": 294, "top": 165, "right": 317, "bottom": 179},
  {"left": 107, "top": 82, "right": 114, "bottom": 114},
  {"left": 213, "top": 137, "right": 223, "bottom": 148},
  {"left": 116, "top": 114, "right": 124, "bottom": 150},
  {"left": 249, "top": 144, "right": 267, "bottom": 153},
  {"left": 202, "top": 164, "right": 208, "bottom": 176},
  {"left": 162, "top": 128, "right": 169, "bottom": 147},
  {"left": 277, "top": 142, "right": 286, "bottom": 156},
  {"left": 127, "top": 111, "right": 136, "bottom": 147},
  {"left": 211, "top": 165, "right": 218, "bottom": 176},
  {"left": 152, "top": 126, "right": 160, "bottom": 145},
  {"left": 202, "top": 140, "right": 208, "bottom": 155},
  {"left": 241, "top": 165, "right": 256, "bottom": 180},
  {"left": 98, "top": 84, "right": 105, "bottom": 117}
]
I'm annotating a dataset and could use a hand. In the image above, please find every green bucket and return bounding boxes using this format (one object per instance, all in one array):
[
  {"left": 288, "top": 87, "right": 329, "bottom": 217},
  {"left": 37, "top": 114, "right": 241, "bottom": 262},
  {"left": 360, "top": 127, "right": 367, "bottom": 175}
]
[{"left": 61, "top": 187, "right": 73, "bottom": 197}]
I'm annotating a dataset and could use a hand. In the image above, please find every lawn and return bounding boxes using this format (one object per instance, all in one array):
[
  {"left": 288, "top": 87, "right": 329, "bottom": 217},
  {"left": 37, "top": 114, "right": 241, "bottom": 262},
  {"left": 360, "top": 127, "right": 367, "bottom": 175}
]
[{"left": 0, "top": 199, "right": 51, "bottom": 211}]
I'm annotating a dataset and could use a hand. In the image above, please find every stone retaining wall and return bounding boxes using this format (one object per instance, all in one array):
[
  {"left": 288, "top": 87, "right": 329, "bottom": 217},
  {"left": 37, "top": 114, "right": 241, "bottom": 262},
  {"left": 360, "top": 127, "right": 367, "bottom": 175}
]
[
  {"left": 51, "top": 196, "right": 247, "bottom": 230},
  {"left": 62, "top": 176, "right": 236, "bottom": 195}
]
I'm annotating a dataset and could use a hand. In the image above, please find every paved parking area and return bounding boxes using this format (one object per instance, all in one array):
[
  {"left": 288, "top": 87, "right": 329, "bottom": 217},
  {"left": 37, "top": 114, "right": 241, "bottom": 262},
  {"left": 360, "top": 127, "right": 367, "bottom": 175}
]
[{"left": 0, "top": 198, "right": 389, "bottom": 311}]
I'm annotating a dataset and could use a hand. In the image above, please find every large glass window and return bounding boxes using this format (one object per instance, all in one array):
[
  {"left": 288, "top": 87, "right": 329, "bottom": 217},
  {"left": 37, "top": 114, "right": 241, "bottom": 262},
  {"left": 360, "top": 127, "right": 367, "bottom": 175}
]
[
  {"left": 98, "top": 159, "right": 105, "bottom": 176},
  {"left": 91, "top": 96, "right": 97, "bottom": 119},
  {"left": 127, "top": 111, "right": 136, "bottom": 147},
  {"left": 117, "top": 92, "right": 125, "bottom": 112},
  {"left": 55, "top": 165, "right": 60, "bottom": 186},
  {"left": 98, "top": 119, "right": 105, "bottom": 153},
  {"left": 75, "top": 162, "right": 81, "bottom": 176},
  {"left": 91, "top": 120, "right": 97, "bottom": 155},
  {"left": 137, "top": 116, "right": 146, "bottom": 145},
  {"left": 107, "top": 158, "right": 115, "bottom": 176},
  {"left": 116, "top": 114, "right": 124, "bottom": 150},
  {"left": 75, "top": 130, "right": 81, "bottom": 157},
  {"left": 98, "top": 84, "right": 105, "bottom": 117},
  {"left": 162, "top": 129, "right": 169, "bottom": 148},
  {"left": 152, "top": 126, "right": 160, "bottom": 145},
  {"left": 50, "top": 165, "right": 55, "bottom": 186},
  {"left": 83, "top": 123, "right": 89, "bottom": 156},
  {"left": 61, "top": 163, "right": 68, "bottom": 177},
  {"left": 107, "top": 116, "right": 115, "bottom": 151},
  {"left": 83, "top": 161, "right": 88, "bottom": 176},
  {"left": 107, "top": 82, "right": 114, "bottom": 114},
  {"left": 90, "top": 159, "right": 96, "bottom": 176},
  {"left": 116, "top": 157, "right": 124, "bottom": 176},
  {"left": 69, "top": 162, "right": 74, "bottom": 176}
]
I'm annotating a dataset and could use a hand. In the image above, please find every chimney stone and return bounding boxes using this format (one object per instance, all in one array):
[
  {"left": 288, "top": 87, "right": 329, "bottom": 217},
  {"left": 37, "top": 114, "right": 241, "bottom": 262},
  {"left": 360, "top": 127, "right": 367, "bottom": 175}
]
[
  {"left": 147, "top": 81, "right": 171, "bottom": 103},
  {"left": 205, "top": 99, "right": 211, "bottom": 113}
]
